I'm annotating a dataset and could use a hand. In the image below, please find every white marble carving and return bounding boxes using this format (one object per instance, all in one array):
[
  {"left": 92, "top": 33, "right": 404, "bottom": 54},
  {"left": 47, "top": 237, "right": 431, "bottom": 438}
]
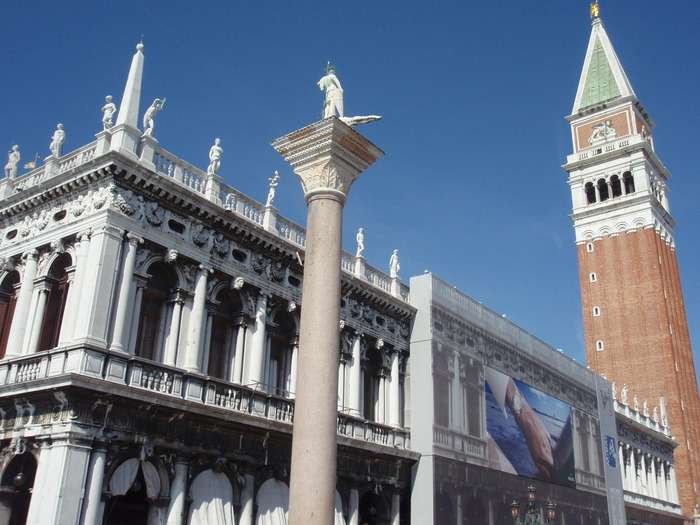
[
  {"left": 49, "top": 124, "right": 65, "bottom": 157},
  {"left": 355, "top": 228, "right": 365, "bottom": 258},
  {"left": 101, "top": 96, "right": 118, "bottom": 130},
  {"left": 207, "top": 138, "right": 223, "bottom": 175},
  {"left": 265, "top": 171, "right": 280, "bottom": 208},
  {"left": 142, "top": 98, "right": 165, "bottom": 137},
  {"left": 389, "top": 249, "right": 400, "bottom": 279},
  {"left": 318, "top": 63, "right": 344, "bottom": 119},
  {"left": 4, "top": 145, "right": 20, "bottom": 179},
  {"left": 588, "top": 120, "right": 617, "bottom": 146}
]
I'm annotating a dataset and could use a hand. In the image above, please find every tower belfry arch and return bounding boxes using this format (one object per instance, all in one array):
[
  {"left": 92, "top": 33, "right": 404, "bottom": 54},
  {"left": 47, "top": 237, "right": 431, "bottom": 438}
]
[{"left": 563, "top": 3, "right": 700, "bottom": 520}]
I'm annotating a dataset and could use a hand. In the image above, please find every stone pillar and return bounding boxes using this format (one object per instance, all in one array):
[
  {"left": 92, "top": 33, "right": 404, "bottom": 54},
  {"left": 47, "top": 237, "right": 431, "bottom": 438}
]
[
  {"left": 348, "top": 488, "right": 359, "bottom": 525},
  {"left": 239, "top": 473, "right": 255, "bottom": 525},
  {"left": 128, "top": 279, "right": 146, "bottom": 354},
  {"left": 246, "top": 292, "right": 268, "bottom": 388},
  {"left": 163, "top": 293, "right": 185, "bottom": 366},
  {"left": 6, "top": 250, "right": 39, "bottom": 357},
  {"left": 183, "top": 265, "right": 211, "bottom": 372},
  {"left": 377, "top": 374, "right": 387, "bottom": 424},
  {"left": 110, "top": 233, "right": 143, "bottom": 352},
  {"left": 619, "top": 444, "right": 628, "bottom": 491},
  {"left": 73, "top": 225, "right": 124, "bottom": 347},
  {"left": 451, "top": 352, "right": 463, "bottom": 431},
  {"left": 456, "top": 494, "right": 463, "bottom": 525},
  {"left": 391, "top": 493, "right": 400, "bottom": 525},
  {"left": 232, "top": 321, "right": 247, "bottom": 383},
  {"left": 669, "top": 464, "right": 679, "bottom": 503},
  {"left": 262, "top": 205, "right": 277, "bottom": 232},
  {"left": 200, "top": 310, "right": 214, "bottom": 372},
  {"left": 338, "top": 356, "right": 347, "bottom": 410},
  {"left": 353, "top": 256, "right": 365, "bottom": 279},
  {"left": 347, "top": 334, "right": 363, "bottom": 416},
  {"left": 81, "top": 446, "right": 107, "bottom": 525},
  {"left": 389, "top": 351, "right": 401, "bottom": 427},
  {"left": 289, "top": 338, "right": 299, "bottom": 397},
  {"left": 273, "top": 117, "right": 382, "bottom": 525},
  {"left": 204, "top": 173, "right": 222, "bottom": 205},
  {"left": 25, "top": 284, "right": 49, "bottom": 354},
  {"left": 27, "top": 439, "right": 91, "bottom": 525},
  {"left": 165, "top": 459, "right": 188, "bottom": 525}
]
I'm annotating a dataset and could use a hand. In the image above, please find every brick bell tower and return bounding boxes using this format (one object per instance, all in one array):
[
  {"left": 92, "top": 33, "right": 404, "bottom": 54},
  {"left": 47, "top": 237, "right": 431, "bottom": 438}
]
[{"left": 563, "top": 2, "right": 700, "bottom": 519}]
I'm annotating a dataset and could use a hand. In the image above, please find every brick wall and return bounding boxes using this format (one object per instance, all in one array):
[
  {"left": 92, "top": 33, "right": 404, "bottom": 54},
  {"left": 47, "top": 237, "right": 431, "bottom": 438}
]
[{"left": 577, "top": 227, "right": 700, "bottom": 517}]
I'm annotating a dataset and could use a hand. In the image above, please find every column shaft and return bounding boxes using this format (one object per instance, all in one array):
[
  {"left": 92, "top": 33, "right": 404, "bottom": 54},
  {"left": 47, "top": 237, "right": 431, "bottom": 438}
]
[
  {"left": 289, "top": 342, "right": 298, "bottom": 397},
  {"left": 348, "top": 336, "right": 362, "bottom": 416},
  {"left": 239, "top": 473, "right": 255, "bottom": 525},
  {"left": 288, "top": 195, "right": 342, "bottom": 525},
  {"left": 25, "top": 288, "right": 48, "bottom": 354},
  {"left": 81, "top": 448, "right": 107, "bottom": 525},
  {"left": 165, "top": 460, "right": 188, "bottom": 525},
  {"left": 6, "top": 251, "right": 38, "bottom": 357},
  {"left": 246, "top": 293, "right": 268, "bottom": 387},
  {"left": 348, "top": 488, "right": 359, "bottom": 525},
  {"left": 111, "top": 234, "right": 141, "bottom": 352},
  {"left": 163, "top": 299, "right": 183, "bottom": 366},
  {"left": 200, "top": 312, "right": 214, "bottom": 372},
  {"left": 59, "top": 233, "right": 90, "bottom": 344},
  {"left": 183, "top": 266, "right": 209, "bottom": 371},
  {"left": 128, "top": 284, "right": 145, "bottom": 354},
  {"left": 389, "top": 352, "right": 401, "bottom": 427},
  {"left": 232, "top": 323, "right": 246, "bottom": 383},
  {"left": 391, "top": 493, "right": 400, "bottom": 525}
]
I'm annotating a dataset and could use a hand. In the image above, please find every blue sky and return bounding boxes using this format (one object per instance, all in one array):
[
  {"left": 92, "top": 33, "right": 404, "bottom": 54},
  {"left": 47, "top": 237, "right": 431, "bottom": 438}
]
[{"left": 2, "top": 1, "right": 699, "bottom": 372}]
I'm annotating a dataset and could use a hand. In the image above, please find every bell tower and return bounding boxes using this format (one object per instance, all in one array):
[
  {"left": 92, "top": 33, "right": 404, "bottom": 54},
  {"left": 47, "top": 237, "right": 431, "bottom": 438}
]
[{"left": 563, "top": 3, "right": 700, "bottom": 518}]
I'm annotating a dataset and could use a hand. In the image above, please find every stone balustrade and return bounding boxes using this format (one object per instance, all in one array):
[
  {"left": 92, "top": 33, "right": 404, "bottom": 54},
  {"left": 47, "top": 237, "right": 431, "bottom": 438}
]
[
  {"left": 615, "top": 399, "right": 671, "bottom": 437},
  {"left": 433, "top": 424, "right": 487, "bottom": 460},
  {"left": 624, "top": 490, "right": 682, "bottom": 515},
  {"left": 566, "top": 134, "right": 645, "bottom": 164},
  {"left": 0, "top": 346, "right": 410, "bottom": 450}
]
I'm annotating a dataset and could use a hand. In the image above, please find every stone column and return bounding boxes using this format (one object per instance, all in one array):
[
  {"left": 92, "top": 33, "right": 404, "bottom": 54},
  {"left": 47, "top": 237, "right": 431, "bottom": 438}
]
[
  {"left": 669, "top": 464, "right": 679, "bottom": 503},
  {"left": 451, "top": 352, "right": 462, "bottom": 431},
  {"left": 59, "top": 232, "right": 91, "bottom": 344},
  {"left": 165, "top": 459, "right": 188, "bottom": 525},
  {"left": 347, "top": 334, "right": 363, "bottom": 416},
  {"left": 163, "top": 292, "right": 185, "bottom": 366},
  {"left": 239, "top": 473, "right": 255, "bottom": 525},
  {"left": 389, "top": 351, "right": 401, "bottom": 427},
  {"left": 348, "top": 488, "right": 359, "bottom": 525},
  {"left": 200, "top": 310, "right": 214, "bottom": 372},
  {"left": 246, "top": 292, "right": 268, "bottom": 388},
  {"left": 81, "top": 446, "right": 107, "bottom": 525},
  {"left": 289, "top": 338, "right": 299, "bottom": 397},
  {"left": 377, "top": 374, "right": 387, "bottom": 424},
  {"left": 183, "top": 265, "right": 211, "bottom": 372},
  {"left": 232, "top": 321, "right": 247, "bottom": 383},
  {"left": 25, "top": 284, "right": 50, "bottom": 354},
  {"left": 391, "top": 493, "right": 400, "bottom": 525},
  {"left": 456, "top": 494, "right": 463, "bottom": 525},
  {"left": 6, "top": 250, "right": 39, "bottom": 357},
  {"left": 128, "top": 278, "right": 147, "bottom": 354},
  {"left": 273, "top": 117, "right": 383, "bottom": 525},
  {"left": 74, "top": 225, "right": 124, "bottom": 347},
  {"left": 619, "top": 444, "right": 628, "bottom": 490},
  {"left": 111, "top": 233, "right": 143, "bottom": 352}
]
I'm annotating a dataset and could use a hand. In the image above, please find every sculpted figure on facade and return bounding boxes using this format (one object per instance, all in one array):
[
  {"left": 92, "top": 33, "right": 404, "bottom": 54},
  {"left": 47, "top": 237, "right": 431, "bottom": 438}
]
[
  {"left": 142, "top": 98, "right": 165, "bottom": 137},
  {"left": 620, "top": 383, "right": 629, "bottom": 405},
  {"left": 101, "top": 95, "right": 118, "bottom": 130},
  {"left": 207, "top": 138, "right": 223, "bottom": 175},
  {"left": 389, "top": 249, "right": 400, "bottom": 279},
  {"left": 49, "top": 123, "right": 66, "bottom": 157},
  {"left": 265, "top": 171, "right": 280, "bottom": 208},
  {"left": 588, "top": 119, "right": 616, "bottom": 146},
  {"left": 4, "top": 145, "right": 20, "bottom": 179},
  {"left": 355, "top": 227, "right": 365, "bottom": 258}
]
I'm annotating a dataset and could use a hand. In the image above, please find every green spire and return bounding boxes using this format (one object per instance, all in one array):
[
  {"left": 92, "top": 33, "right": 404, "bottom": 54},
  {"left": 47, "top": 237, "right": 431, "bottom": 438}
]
[{"left": 579, "top": 36, "right": 621, "bottom": 109}]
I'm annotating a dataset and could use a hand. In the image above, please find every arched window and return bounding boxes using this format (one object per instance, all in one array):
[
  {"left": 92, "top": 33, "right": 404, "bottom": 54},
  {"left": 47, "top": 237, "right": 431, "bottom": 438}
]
[
  {"left": 266, "top": 310, "right": 297, "bottom": 396},
  {"left": 597, "top": 179, "right": 609, "bottom": 202},
  {"left": 0, "top": 271, "right": 20, "bottom": 358},
  {"left": 135, "top": 262, "right": 177, "bottom": 361},
  {"left": 0, "top": 451, "right": 37, "bottom": 525},
  {"left": 596, "top": 340, "right": 604, "bottom": 352},
  {"left": 623, "top": 171, "right": 635, "bottom": 194},
  {"left": 610, "top": 175, "right": 622, "bottom": 197},
  {"left": 38, "top": 254, "right": 71, "bottom": 352},
  {"left": 206, "top": 289, "right": 242, "bottom": 380},
  {"left": 584, "top": 182, "right": 596, "bottom": 204}
]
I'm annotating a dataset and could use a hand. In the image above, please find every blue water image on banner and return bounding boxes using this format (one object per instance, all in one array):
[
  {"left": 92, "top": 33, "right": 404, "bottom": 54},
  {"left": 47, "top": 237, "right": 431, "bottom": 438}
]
[{"left": 485, "top": 367, "right": 576, "bottom": 488}]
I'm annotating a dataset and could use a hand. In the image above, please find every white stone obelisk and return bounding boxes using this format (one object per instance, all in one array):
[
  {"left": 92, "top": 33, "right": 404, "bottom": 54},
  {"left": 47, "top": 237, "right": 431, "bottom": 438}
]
[{"left": 273, "top": 117, "right": 382, "bottom": 525}]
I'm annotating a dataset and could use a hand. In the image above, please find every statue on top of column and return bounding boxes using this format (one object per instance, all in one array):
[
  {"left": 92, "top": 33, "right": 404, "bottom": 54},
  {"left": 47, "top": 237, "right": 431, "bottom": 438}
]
[
  {"left": 355, "top": 227, "right": 365, "bottom": 258},
  {"left": 101, "top": 95, "right": 118, "bottom": 130},
  {"left": 4, "top": 145, "right": 20, "bottom": 179},
  {"left": 265, "top": 171, "right": 280, "bottom": 208},
  {"left": 207, "top": 138, "right": 223, "bottom": 175},
  {"left": 317, "top": 62, "right": 382, "bottom": 127},
  {"left": 143, "top": 98, "right": 165, "bottom": 137},
  {"left": 389, "top": 249, "right": 400, "bottom": 279}
]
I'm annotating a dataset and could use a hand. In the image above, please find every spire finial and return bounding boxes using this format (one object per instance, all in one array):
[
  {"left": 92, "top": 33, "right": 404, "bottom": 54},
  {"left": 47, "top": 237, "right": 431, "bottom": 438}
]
[
  {"left": 137, "top": 35, "right": 144, "bottom": 52},
  {"left": 590, "top": 1, "right": 601, "bottom": 20}
]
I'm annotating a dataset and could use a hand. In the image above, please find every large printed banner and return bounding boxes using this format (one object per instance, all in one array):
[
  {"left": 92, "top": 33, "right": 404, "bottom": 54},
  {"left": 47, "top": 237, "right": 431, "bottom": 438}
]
[{"left": 484, "top": 367, "right": 576, "bottom": 488}]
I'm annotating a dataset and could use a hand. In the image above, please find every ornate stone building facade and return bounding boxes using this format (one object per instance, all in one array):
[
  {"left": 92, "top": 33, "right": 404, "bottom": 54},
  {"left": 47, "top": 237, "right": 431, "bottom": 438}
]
[
  {"left": 563, "top": 6, "right": 700, "bottom": 521},
  {"left": 0, "top": 44, "right": 414, "bottom": 525}
]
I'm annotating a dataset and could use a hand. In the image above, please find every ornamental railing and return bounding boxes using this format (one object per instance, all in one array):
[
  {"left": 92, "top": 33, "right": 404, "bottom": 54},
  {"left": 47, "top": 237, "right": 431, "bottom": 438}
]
[
  {"left": 623, "top": 489, "right": 682, "bottom": 515},
  {"left": 0, "top": 347, "right": 410, "bottom": 451},
  {"left": 433, "top": 424, "right": 487, "bottom": 460}
]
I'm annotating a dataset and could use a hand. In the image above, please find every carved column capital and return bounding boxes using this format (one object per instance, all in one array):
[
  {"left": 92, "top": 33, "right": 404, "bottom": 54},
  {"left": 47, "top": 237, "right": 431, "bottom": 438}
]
[{"left": 126, "top": 232, "right": 144, "bottom": 247}]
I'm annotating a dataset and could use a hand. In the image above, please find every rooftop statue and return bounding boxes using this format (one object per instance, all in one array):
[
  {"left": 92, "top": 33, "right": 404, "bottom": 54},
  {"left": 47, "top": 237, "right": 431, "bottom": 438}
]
[
  {"left": 317, "top": 62, "right": 382, "bottom": 127},
  {"left": 355, "top": 227, "right": 365, "bottom": 258},
  {"left": 143, "top": 98, "right": 165, "bottom": 137},
  {"left": 49, "top": 124, "right": 65, "bottom": 158},
  {"left": 207, "top": 138, "right": 223, "bottom": 175},
  {"left": 4, "top": 145, "right": 20, "bottom": 179},
  {"left": 265, "top": 171, "right": 280, "bottom": 208},
  {"left": 101, "top": 95, "right": 118, "bottom": 130},
  {"left": 389, "top": 249, "right": 400, "bottom": 279},
  {"left": 620, "top": 384, "right": 629, "bottom": 405}
]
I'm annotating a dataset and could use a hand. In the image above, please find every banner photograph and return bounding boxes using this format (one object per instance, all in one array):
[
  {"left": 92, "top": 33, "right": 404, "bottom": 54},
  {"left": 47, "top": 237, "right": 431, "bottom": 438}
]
[{"left": 485, "top": 367, "right": 576, "bottom": 487}]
